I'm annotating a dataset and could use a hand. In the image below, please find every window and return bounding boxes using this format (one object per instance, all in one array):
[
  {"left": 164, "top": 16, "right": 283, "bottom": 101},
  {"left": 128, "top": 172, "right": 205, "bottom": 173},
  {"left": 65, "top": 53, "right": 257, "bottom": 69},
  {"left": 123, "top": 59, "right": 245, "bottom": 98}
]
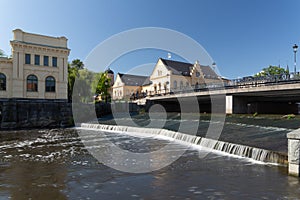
[
  {"left": 0, "top": 73, "right": 6, "bottom": 91},
  {"left": 45, "top": 76, "right": 55, "bottom": 92},
  {"left": 25, "top": 54, "right": 31, "bottom": 64},
  {"left": 180, "top": 81, "right": 184, "bottom": 89},
  {"left": 44, "top": 56, "right": 49, "bottom": 66},
  {"left": 52, "top": 57, "right": 57, "bottom": 67},
  {"left": 34, "top": 55, "right": 40, "bottom": 65},
  {"left": 173, "top": 80, "right": 177, "bottom": 89},
  {"left": 196, "top": 72, "right": 200, "bottom": 77},
  {"left": 27, "top": 75, "right": 38, "bottom": 92}
]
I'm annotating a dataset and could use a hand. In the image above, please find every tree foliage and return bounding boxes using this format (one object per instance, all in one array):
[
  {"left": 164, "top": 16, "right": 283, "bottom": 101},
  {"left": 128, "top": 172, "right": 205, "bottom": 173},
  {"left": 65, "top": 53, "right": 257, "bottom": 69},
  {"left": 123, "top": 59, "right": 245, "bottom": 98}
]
[
  {"left": 67, "top": 58, "right": 112, "bottom": 103},
  {"left": 0, "top": 49, "right": 6, "bottom": 57},
  {"left": 92, "top": 72, "right": 111, "bottom": 99},
  {"left": 67, "top": 63, "right": 79, "bottom": 101},
  {"left": 254, "top": 65, "right": 288, "bottom": 77},
  {"left": 70, "top": 59, "right": 84, "bottom": 70},
  {"left": 76, "top": 69, "right": 95, "bottom": 103}
]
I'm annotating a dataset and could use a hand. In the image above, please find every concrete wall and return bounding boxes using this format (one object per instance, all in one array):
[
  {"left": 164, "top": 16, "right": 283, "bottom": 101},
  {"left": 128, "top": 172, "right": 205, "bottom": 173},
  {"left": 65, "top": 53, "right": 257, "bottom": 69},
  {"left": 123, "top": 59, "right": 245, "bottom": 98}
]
[{"left": 0, "top": 99, "right": 73, "bottom": 129}]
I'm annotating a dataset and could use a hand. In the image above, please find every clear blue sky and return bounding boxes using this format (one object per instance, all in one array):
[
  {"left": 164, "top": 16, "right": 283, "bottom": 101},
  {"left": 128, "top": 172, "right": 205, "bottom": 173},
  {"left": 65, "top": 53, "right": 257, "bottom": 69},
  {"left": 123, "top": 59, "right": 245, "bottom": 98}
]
[{"left": 1, "top": 0, "right": 300, "bottom": 78}]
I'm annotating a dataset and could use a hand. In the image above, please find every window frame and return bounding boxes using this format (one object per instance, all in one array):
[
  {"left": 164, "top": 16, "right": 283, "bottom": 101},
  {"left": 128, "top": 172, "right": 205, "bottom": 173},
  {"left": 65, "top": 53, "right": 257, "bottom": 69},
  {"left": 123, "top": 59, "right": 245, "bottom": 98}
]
[
  {"left": 27, "top": 74, "right": 38, "bottom": 92},
  {"left": 44, "top": 56, "right": 49, "bottom": 66},
  {"left": 34, "top": 55, "right": 40, "bottom": 65},
  {"left": 45, "top": 76, "right": 56, "bottom": 92},
  {"left": 52, "top": 57, "right": 57, "bottom": 67},
  {"left": 0, "top": 73, "right": 6, "bottom": 91},
  {"left": 173, "top": 80, "right": 177, "bottom": 89},
  {"left": 25, "top": 54, "right": 31, "bottom": 64}
]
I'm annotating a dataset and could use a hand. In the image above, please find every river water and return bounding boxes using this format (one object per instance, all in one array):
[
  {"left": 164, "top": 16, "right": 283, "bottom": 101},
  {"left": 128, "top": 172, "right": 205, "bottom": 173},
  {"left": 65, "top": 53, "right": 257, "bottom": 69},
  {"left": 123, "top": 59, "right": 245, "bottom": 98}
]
[{"left": 1, "top": 115, "right": 300, "bottom": 199}]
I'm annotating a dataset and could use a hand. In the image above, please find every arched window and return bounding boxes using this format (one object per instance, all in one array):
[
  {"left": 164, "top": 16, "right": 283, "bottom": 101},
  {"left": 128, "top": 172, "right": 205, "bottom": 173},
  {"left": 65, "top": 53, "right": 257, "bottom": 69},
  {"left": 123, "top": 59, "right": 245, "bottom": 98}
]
[
  {"left": 27, "top": 75, "right": 38, "bottom": 92},
  {"left": 0, "top": 73, "right": 6, "bottom": 91},
  {"left": 173, "top": 81, "right": 177, "bottom": 89},
  {"left": 45, "top": 76, "right": 55, "bottom": 92},
  {"left": 180, "top": 81, "right": 184, "bottom": 90}
]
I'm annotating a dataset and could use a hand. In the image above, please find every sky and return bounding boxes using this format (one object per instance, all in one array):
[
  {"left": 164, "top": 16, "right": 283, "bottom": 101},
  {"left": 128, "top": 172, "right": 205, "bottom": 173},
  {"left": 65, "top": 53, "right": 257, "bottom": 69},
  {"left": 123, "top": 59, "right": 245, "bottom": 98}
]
[{"left": 1, "top": 0, "right": 300, "bottom": 78}]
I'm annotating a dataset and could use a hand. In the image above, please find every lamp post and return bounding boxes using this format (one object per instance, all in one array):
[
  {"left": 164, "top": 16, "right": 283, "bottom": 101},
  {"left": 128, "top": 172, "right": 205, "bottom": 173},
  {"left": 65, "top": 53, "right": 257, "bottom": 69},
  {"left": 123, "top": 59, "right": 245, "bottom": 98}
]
[
  {"left": 293, "top": 44, "right": 298, "bottom": 74},
  {"left": 104, "top": 80, "right": 108, "bottom": 103}
]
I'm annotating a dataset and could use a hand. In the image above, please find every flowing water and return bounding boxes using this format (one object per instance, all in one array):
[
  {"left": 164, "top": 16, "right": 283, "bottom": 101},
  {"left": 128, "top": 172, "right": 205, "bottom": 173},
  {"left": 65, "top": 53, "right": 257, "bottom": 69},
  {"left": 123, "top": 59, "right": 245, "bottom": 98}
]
[{"left": 0, "top": 115, "right": 300, "bottom": 199}]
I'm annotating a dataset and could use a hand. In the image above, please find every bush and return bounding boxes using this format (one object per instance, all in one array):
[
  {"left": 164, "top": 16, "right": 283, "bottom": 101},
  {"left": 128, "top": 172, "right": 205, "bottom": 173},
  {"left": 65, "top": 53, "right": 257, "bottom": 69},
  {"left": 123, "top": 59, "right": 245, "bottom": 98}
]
[{"left": 282, "top": 114, "right": 296, "bottom": 119}]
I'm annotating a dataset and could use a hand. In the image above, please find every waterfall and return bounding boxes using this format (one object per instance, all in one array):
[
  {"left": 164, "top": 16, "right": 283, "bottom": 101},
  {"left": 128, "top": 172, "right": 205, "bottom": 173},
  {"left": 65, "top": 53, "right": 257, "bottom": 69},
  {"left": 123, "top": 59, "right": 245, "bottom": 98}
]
[{"left": 78, "top": 123, "right": 287, "bottom": 165}]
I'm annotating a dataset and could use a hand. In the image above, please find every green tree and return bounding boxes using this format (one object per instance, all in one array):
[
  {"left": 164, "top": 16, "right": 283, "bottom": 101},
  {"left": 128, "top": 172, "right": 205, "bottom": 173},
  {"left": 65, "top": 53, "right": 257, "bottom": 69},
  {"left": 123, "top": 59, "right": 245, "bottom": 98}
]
[
  {"left": 70, "top": 59, "right": 84, "bottom": 70},
  {"left": 76, "top": 69, "right": 95, "bottom": 103},
  {"left": 68, "top": 63, "right": 79, "bottom": 101},
  {"left": 67, "top": 58, "right": 112, "bottom": 103},
  {"left": 92, "top": 72, "right": 111, "bottom": 102},
  {"left": 68, "top": 58, "right": 87, "bottom": 102},
  {"left": 0, "top": 49, "right": 6, "bottom": 57},
  {"left": 254, "top": 65, "right": 287, "bottom": 77}
]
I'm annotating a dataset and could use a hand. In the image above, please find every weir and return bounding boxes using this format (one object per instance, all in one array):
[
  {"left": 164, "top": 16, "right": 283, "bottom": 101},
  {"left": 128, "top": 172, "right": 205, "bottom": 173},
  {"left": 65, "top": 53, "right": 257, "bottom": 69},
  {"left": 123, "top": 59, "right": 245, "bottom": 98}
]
[{"left": 79, "top": 123, "right": 287, "bottom": 165}]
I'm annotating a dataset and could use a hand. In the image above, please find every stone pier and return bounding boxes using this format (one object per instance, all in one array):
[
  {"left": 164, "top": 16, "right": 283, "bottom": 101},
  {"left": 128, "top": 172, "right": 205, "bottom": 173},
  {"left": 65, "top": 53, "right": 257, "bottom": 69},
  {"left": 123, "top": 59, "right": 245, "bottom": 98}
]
[{"left": 287, "top": 129, "right": 300, "bottom": 176}]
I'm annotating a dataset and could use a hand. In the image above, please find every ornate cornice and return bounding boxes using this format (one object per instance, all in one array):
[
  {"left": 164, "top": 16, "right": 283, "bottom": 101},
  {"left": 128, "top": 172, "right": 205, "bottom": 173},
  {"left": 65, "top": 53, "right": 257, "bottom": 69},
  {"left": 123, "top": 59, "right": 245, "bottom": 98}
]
[{"left": 10, "top": 41, "right": 70, "bottom": 55}]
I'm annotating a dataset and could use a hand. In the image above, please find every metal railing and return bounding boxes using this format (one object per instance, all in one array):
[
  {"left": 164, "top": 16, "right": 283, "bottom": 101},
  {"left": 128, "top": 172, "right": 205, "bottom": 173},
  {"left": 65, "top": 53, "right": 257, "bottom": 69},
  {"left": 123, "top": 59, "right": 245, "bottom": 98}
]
[{"left": 130, "top": 73, "right": 300, "bottom": 100}]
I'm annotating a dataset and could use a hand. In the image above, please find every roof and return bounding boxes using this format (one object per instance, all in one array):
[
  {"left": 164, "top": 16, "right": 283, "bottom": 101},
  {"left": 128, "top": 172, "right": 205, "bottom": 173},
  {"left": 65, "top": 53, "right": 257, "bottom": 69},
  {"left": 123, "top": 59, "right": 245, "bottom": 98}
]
[
  {"left": 160, "top": 58, "right": 193, "bottom": 76},
  {"left": 160, "top": 58, "right": 219, "bottom": 78},
  {"left": 118, "top": 73, "right": 149, "bottom": 86},
  {"left": 201, "top": 65, "right": 219, "bottom": 79}
]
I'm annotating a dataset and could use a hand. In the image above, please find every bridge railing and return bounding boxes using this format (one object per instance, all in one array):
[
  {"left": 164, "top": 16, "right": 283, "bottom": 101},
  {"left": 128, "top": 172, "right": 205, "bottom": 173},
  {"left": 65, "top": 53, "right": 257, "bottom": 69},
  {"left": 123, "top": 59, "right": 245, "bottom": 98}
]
[{"left": 130, "top": 73, "right": 300, "bottom": 100}]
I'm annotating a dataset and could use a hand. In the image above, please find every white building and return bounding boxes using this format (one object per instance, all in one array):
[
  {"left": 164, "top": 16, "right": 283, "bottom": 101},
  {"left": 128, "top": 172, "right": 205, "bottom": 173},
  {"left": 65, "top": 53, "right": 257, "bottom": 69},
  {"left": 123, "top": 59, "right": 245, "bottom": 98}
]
[
  {"left": 112, "top": 58, "right": 225, "bottom": 100},
  {"left": 0, "top": 29, "right": 70, "bottom": 100},
  {"left": 149, "top": 58, "right": 222, "bottom": 95}
]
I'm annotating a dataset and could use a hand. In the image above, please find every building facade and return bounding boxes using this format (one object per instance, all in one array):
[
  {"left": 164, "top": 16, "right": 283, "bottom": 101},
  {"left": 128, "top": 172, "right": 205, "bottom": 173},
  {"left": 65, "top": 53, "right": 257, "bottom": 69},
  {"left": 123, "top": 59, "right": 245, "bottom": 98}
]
[
  {"left": 112, "top": 58, "right": 225, "bottom": 100},
  {"left": 112, "top": 73, "right": 150, "bottom": 100},
  {"left": 0, "top": 29, "right": 70, "bottom": 100},
  {"left": 149, "top": 58, "right": 222, "bottom": 95}
]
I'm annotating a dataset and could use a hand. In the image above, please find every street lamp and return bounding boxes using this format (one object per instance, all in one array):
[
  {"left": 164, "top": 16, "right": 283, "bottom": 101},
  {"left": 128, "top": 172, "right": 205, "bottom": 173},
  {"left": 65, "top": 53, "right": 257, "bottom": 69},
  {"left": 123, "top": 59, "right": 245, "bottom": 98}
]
[
  {"left": 104, "top": 80, "right": 108, "bottom": 103},
  {"left": 293, "top": 44, "right": 298, "bottom": 74}
]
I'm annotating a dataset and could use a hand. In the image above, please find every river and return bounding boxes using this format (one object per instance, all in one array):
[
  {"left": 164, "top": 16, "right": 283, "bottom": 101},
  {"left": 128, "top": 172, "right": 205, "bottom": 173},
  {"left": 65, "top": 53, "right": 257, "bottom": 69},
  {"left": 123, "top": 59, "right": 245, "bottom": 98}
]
[{"left": 0, "top": 115, "right": 300, "bottom": 199}]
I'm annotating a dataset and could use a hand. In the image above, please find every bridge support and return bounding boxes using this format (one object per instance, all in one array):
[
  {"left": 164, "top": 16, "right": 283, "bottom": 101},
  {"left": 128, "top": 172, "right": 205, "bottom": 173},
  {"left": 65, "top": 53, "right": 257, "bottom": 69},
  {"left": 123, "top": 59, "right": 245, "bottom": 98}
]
[
  {"left": 226, "top": 95, "right": 248, "bottom": 114},
  {"left": 287, "top": 130, "right": 300, "bottom": 176},
  {"left": 226, "top": 95, "right": 233, "bottom": 114}
]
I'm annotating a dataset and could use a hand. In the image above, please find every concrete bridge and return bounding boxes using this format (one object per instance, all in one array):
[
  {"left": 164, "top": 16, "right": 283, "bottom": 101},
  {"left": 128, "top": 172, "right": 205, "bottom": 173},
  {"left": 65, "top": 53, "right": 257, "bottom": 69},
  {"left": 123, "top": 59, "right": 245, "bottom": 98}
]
[{"left": 141, "top": 79, "right": 300, "bottom": 114}]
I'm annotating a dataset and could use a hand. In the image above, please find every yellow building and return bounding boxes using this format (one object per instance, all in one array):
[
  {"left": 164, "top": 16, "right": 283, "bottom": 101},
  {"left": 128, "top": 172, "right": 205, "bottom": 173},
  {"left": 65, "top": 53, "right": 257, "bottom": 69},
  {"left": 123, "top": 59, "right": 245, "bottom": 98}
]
[
  {"left": 112, "top": 73, "right": 150, "bottom": 100},
  {"left": 0, "top": 29, "right": 70, "bottom": 100}
]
